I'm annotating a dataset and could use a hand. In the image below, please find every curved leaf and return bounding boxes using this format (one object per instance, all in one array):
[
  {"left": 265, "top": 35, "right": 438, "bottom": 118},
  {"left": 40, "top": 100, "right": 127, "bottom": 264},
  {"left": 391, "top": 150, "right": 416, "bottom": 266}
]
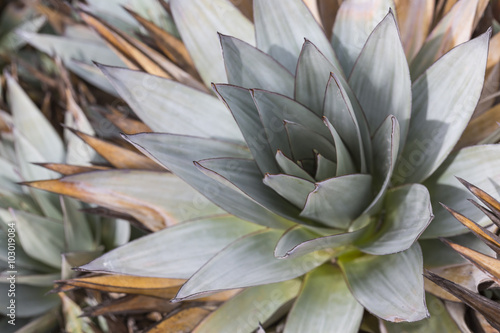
[{"left": 263, "top": 174, "right": 315, "bottom": 209}]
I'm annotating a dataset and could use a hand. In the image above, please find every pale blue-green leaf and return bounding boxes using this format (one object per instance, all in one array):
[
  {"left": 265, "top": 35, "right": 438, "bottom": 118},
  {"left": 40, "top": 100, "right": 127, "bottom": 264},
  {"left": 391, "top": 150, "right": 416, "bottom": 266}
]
[
  {"left": 0, "top": 16, "right": 45, "bottom": 54},
  {"left": 349, "top": 11, "right": 411, "bottom": 148},
  {"left": 8, "top": 273, "right": 60, "bottom": 287},
  {"left": 323, "top": 118, "right": 357, "bottom": 176},
  {"left": 6, "top": 74, "right": 64, "bottom": 163},
  {"left": 196, "top": 158, "right": 302, "bottom": 223},
  {"left": 220, "top": 35, "right": 294, "bottom": 97},
  {"left": 315, "top": 154, "right": 337, "bottom": 181},
  {"left": 382, "top": 293, "right": 459, "bottom": 332},
  {"left": 300, "top": 174, "right": 373, "bottom": 228},
  {"left": 84, "top": 0, "right": 178, "bottom": 36},
  {"left": 274, "top": 225, "right": 324, "bottom": 258},
  {"left": 284, "top": 121, "right": 336, "bottom": 162},
  {"left": 295, "top": 40, "right": 343, "bottom": 115},
  {"left": 0, "top": 284, "right": 59, "bottom": 317},
  {"left": 170, "top": 0, "right": 254, "bottom": 86},
  {"left": 80, "top": 215, "right": 261, "bottom": 278},
  {"left": 251, "top": 90, "right": 333, "bottom": 159},
  {"left": 53, "top": 170, "right": 225, "bottom": 228},
  {"left": 99, "top": 218, "right": 130, "bottom": 250},
  {"left": 339, "top": 243, "right": 428, "bottom": 322},
  {"left": 420, "top": 232, "right": 496, "bottom": 268},
  {"left": 324, "top": 73, "right": 365, "bottom": 172},
  {"left": 194, "top": 280, "right": 301, "bottom": 333},
  {"left": 263, "top": 174, "right": 315, "bottom": 209},
  {"left": 284, "top": 265, "right": 363, "bottom": 333},
  {"left": 5, "top": 309, "right": 58, "bottom": 332},
  {"left": 422, "top": 145, "right": 500, "bottom": 238},
  {"left": 213, "top": 84, "right": 279, "bottom": 174},
  {"left": 275, "top": 150, "right": 315, "bottom": 182},
  {"left": 357, "top": 184, "right": 433, "bottom": 255},
  {"left": 100, "top": 66, "right": 244, "bottom": 142},
  {"left": 174, "top": 229, "right": 331, "bottom": 301},
  {"left": 409, "top": 0, "right": 479, "bottom": 79},
  {"left": 332, "top": 0, "right": 396, "bottom": 75},
  {"left": 10, "top": 210, "right": 64, "bottom": 269},
  {"left": 68, "top": 60, "right": 118, "bottom": 96},
  {"left": 126, "top": 133, "right": 293, "bottom": 229},
  {"left": 395, "top": 30, "right": 490, "bottom": 184},
  {"left": 254, "top": 0, "right": 341, "bottom": 74},
  {"left": 60, "top": 197, "right": 94, "bottom": 253},
  {"left": 363, "top": 115, "right": 399, "bottom": 215}
]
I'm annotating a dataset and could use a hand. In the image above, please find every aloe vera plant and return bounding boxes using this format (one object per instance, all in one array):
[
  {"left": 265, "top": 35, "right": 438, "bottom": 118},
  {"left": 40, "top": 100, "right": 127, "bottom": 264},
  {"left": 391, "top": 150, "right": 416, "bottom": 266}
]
[{"left": 14, "top": 0, "right": 500, "bottom": 331}]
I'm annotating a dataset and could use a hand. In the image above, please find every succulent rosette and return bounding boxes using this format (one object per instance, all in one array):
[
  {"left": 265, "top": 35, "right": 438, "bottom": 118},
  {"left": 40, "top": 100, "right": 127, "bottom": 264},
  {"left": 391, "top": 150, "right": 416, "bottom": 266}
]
[{"left": 52, "top": 0, "right": 500, "bottom": 331}]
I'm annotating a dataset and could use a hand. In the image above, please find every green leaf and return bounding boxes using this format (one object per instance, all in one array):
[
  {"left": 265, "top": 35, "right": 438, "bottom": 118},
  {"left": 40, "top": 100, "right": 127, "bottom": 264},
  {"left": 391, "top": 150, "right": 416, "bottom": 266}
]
[
  {"left": 220, "top": 35, "right": 294, "bottom": 97},
  {"left": 275, "top": 150, "right": 315, "bottom": 182},
  {"left": 80, "top": 215, "right": 261, "bottom": 278},
  {"left": 349, "top": 10, "right": 411, "bottom": 148},
  {"left": 274, "top": 226, "right": 363, "bottom": 259},
  {"left": 324, "top": 73, "right": 366, "bottom": 173},
  {"left": 6, "top": 74, "right": 64, "bottom": 163},
  {"left": 364, "top": 115, "right": 399, "bottom": 215},
  {"left": 60, "top": 197, "right": 95, "bottom": 253},
  {"left": 170, "top": 0, "right": 255, "bottom": 86},
  {"left": 315, "top": 154, "right": 337, "bottom": 180},
  {"left": 284, "top": 121, "right": 336, "bottom": 162},
  {"left": 339, "top": 243, "right": 428, "bottom": 322},
  {"left": 263, "top": 174, "right": 315, "bottom": 208},
  {"left": 254, "top": 0, "right": 341, "bottom": 74},
  {"left": 295, "top": 40, "right": 342, "bottom": 115},
  {"left": 357, "top": 184, "right": 433, "bottom": 255},
  {"left": 382, "top": 293, "right": 460, "bottom": 332},
  {"left": 213, "top": 84, "right": 279, "bottom": 174},
  {"left": 174, "top": 229, "right": 331, "bottom": 301},
  {"left": 100, "top": 66, "right": 244, "bottom": 142},
  {"left": 409, "top": 0, "right": 479, "bottom": 79},
  {"left": 284, "top": 265, "right": 363, "bottom": 333},
  {"left": 10, "top": 210, "right": 64, "bottom": 269},
  {"left": 422, "top": 145, "right": 500, "bottom": 238},
  {"left": 0, "top": 283, "right": 59, "bottom": 317},
  {"left": 323, "top": 118, "right": 357, "bottom": 176},
  {"left": 126, "top": 133, "right": 293, "bottom": 229},
  {"left": 332, "top": 0, "right": 396, "bottom": 75},
  {"left": 0, "top": 16, "right": 45, "bottom": 55},
  {"left": 300, "top": 174, "right": 373, "bottom": 228},
  {"left": 395, "top": 30, "right": 490, "bottom": 185},
  {"left": 196, "top": 158, "right": 303, "bottom": 223},
  {"left": 194, "top": 280, "right": 301, "bottom": 333}
]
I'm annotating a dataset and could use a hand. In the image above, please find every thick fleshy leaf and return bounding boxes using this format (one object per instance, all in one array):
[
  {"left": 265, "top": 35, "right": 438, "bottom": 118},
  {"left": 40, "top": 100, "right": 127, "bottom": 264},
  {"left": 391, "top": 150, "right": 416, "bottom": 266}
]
[
  {"left": 339, "top": 243, "right": 428, "bottom": 322},
  {"left": 193, "top": 280, "right": 301, "bottom": 333},
  {"left": 295, "top": 41, "right": 343, "bottom": 115},
  {"left": 332, "top": 0, "right": 396, "bottom": 75},
  {"left": 214, "top": 84, "right": 279, "bottom": 174},
  {"left": 300, "top": 174, "right": 373, "bottom": 228},
  {"left": 315, "top": 154, "right": 337, "bottom": 180},
  {"left": 174, "top": 229, "right": 331, "bottom": 301},
  {"left": 382, "top": 293, "right": 460, "bottom": 332},
  {"left": 395, "top": 31, "right": 490, "bottom": 185},
  {"left": 323, "top": 118, "right": 357, "bottom": 176},
  {"left": 26, "top": 170, "right": 223, "bottom": 232},
  {"left": 196, "top": 158, "right": 303, "bottom": 222},
  {"left": 422, "top": 145, "right": 500, "bottom": 238},
  {"left": 61, "top": 197, "right": 94, "bottom": 253},
  {"left": 275, "top": 150, "right": 315, "bottom": 182},
  {"left": 0, "top": 284, "right": 59, "bottom": 318},
  {"left": 10, "top": 210, "right": 64, "bottom": 269},
  {"left": 364, "top": 116, "right": 400, "bottom": 215},
  {"left": 126, "top": 133, "right": 294, "bottom": 229},
  {"left": 284, "top": 265, "right": 363, "bottom": 333},
  {"left": 263, "top": 174, "right": 315, "bottom": 209},
  {"left": 409, "top": 0, "right": 479, "bottom": 79},
  {"left": 274, "top": 225, "right": 364, "bottom": 259},
  {"left": 80, "top": 216, "right": 261, "bottom": 278},
  {"left": 284, "top": 121, "right": 336, "bottom": 162},
  {"left": 357, "top": 184, "right": 433, "bottom": 255},
  {"left": 170, "top": 0, "right": 255, "bottom": 86},
  {"left": 220, "top": 35, "right": 294, "bottom": 97},
  {"left": 349, "top": 11, "right": 411, "bottom": 147},
  {"left": 100, "top": 66, "right": 244, "bottom": 142},
  {"left": 254, "top": 0, "right": 341, "bottom": 74},
  {"left": 6, "top": 74, "right": 64, "bottom": 163},
  {"left": 323, "top": 73, "right": 365, "bottom": 172}
]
